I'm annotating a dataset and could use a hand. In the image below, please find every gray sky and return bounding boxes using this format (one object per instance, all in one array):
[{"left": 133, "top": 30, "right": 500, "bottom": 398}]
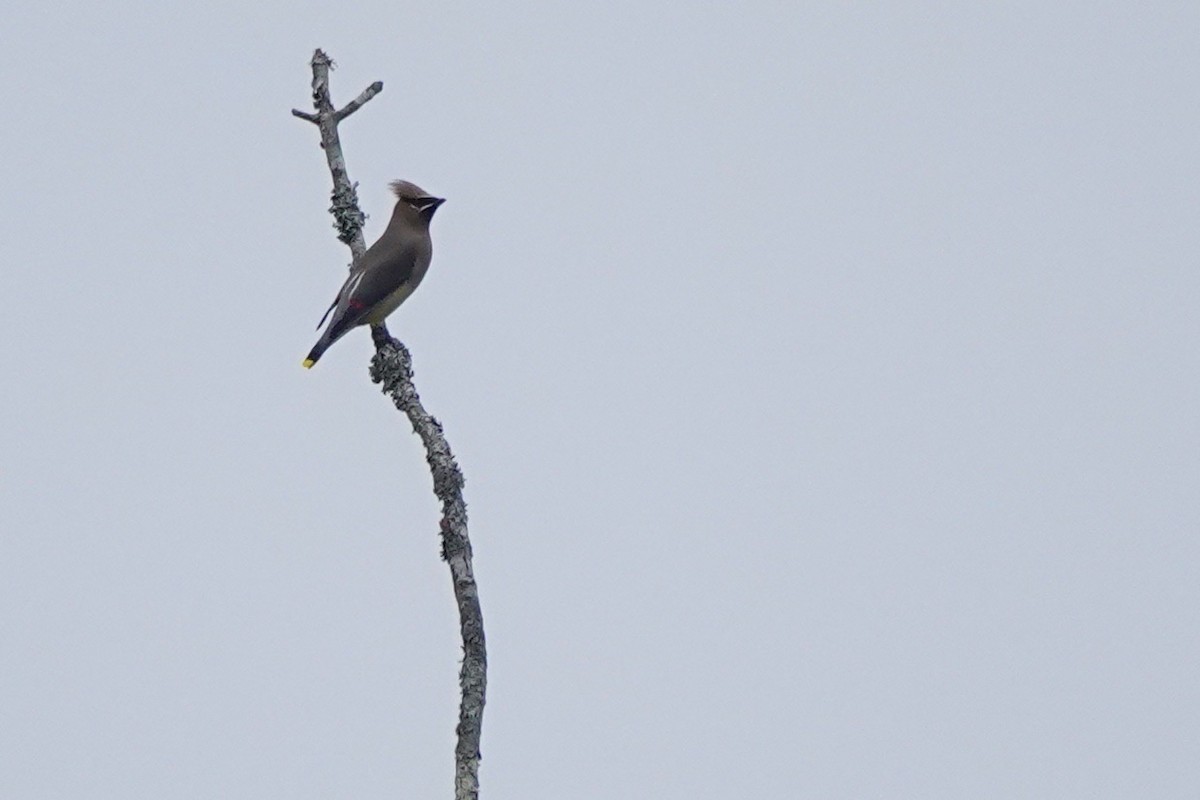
[{"left": 3, "top": 3, "right": 1198, "bottom": 798}]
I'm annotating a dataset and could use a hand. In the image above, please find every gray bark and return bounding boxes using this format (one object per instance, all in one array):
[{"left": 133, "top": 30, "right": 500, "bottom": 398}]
[{"left": 293, "top": 48, "right": 486, "bottom": 800}]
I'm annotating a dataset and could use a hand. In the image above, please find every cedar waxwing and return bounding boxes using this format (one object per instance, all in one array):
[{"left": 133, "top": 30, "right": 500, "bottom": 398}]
[{"left": 302, "top": 180, "right": 445, "bottom": 368}]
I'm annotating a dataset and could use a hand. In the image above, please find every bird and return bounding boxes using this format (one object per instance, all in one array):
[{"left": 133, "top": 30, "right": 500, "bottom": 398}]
[{"left": 302, "top": 180, "right": 445, "bottom": 368}]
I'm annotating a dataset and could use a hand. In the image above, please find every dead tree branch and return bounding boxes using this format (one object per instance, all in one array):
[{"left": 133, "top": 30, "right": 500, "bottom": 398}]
[{"left": 293, "top": 47, "right": 486, "bottom": 800}]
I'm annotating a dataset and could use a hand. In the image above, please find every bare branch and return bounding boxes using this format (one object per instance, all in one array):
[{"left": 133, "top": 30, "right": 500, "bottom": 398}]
[
  {"left": 295, "top": 48, "right": 486, "bottom": 800},
  {"left": 335, "top": 80, "right": 384, "bottom": 122},
  {"left": 369, "top": 330, "right": 486, "bottom": 800}
]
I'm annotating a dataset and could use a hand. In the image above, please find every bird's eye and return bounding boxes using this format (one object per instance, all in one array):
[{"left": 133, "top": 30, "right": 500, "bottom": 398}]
[{"left": 409, "top": 197, "right": 443, "bottom": 214}]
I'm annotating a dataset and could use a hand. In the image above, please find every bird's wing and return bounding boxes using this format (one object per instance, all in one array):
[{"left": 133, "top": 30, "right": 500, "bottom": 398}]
[
  {"left": 314, "top": 265, "right": 362, "bottom": 329},
  {"left": 314, "top": 246, "right": 418, "bottom": 345},
  {"left": 314, "top": 296, "right": 339, "bottom": 330},
  {"left": 341, "top": 246, "right": 419, "bottom": 322}
]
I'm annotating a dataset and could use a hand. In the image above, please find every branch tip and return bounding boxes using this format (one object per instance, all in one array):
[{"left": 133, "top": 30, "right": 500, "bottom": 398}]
[{"left": 335, "top": 81, "right": 385, "bottom": 122}]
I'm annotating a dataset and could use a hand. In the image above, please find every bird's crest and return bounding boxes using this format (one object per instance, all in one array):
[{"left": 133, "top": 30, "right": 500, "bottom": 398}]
[{"left": 390, "top": 179, "right": 430, "bottom": 201}]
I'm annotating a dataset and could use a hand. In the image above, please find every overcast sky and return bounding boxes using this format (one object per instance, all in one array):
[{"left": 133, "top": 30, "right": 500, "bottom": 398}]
[{"left": 3, "top": 3, "right": 1198, "bottom": 798}]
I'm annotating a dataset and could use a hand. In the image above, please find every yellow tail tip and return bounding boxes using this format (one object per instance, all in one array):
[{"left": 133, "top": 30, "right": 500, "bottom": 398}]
[{"left": 302, "top": 359, "right": 315, "bottom": 369}]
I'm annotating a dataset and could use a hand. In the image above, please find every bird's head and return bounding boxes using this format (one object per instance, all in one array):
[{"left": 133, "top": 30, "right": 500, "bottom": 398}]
[{"left": 390, "top": 179, "right": 445, "bottom": 222}]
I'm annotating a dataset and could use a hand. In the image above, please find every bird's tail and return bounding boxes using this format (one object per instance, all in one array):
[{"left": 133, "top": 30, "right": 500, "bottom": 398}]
[
  {"left": 303, "top": 304, "right": 359, "bottom": 369},
  {"left": 302, "top": 336, "right": 331, "bottom": 369}
]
